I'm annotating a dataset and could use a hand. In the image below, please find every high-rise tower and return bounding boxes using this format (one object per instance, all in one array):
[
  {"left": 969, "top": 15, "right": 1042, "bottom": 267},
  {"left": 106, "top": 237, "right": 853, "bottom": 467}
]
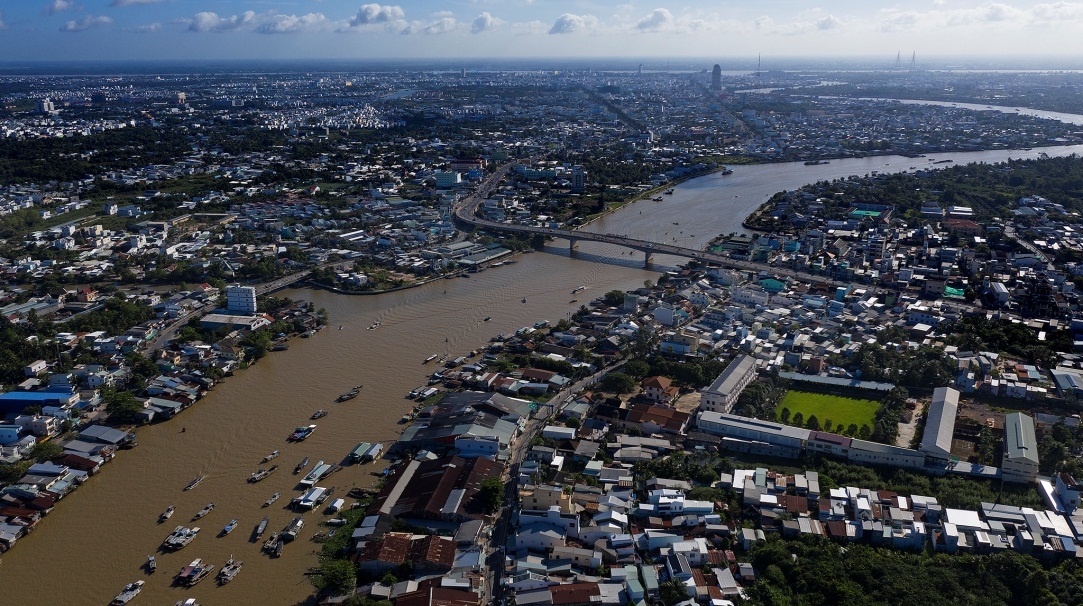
[{"left": 710, "top": 64, "right": 722, "bottom": 91}]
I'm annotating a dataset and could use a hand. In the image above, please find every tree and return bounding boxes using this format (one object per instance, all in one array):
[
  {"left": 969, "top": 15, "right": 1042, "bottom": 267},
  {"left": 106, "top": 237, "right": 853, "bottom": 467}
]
[
  {"left": 846, "top": 423, "right": 859, "bottom": 437},
  {"left": 565, "top": 417, "right": 581, "bottom": 429},
  {"left": 779, "top": 407, "right": 791, "bottom": 424},
  {"left": 823, "top": 419, "right": 833, "bottom": 432},
  {"left": 478, "top": 476, "right": 503, "bottom": 513},
  {"left": 603, "top": 290, "right": 626, "bottom": 307},
  {"left": 792, "top": 412, "right": 804, "bottom": 427},
  {"left": 659, "top": 580, "right": 690, "bottom": 606},
  {"left": 28, "top": 441, "right": 62, "bottom": 462},
  {"left": 624, "top": 359, "right": 650, "bottom": 379},
  {"left": 313, "top": 559, "right": 358, "bottom": 595},
  {"left": 601, "top": 372, "right": 636, "bottom": 394},
  {"left": 104, "top": 389, "right": 144, "bottom": 425},
  {"left": 806, "top": 415, "right": 821, "bottom": 431}
]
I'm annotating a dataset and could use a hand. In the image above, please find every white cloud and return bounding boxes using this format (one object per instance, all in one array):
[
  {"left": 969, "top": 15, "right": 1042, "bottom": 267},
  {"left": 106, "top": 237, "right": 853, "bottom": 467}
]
[
  {"left": 512, "top": 19, "right": 548, "bottom": 35},
  {"left": 815, "top": 15, "right": 843, "bottom": 30},
  {"left": 635, "top": 8, "right": 674, "bottom": 31},
  {"left": 45, "top": 0, "right": 76, "bottom": 15},
  {"left": 471, "top": 12, "right": 500, "bottom": 34},
  {"left": 60, "top": 14, "right": 112, "bottom": 31},
  {"left": 876, "top": 2, "right": 1083, "bottom": 33},
  {"left": 347, "top": 3, "right": 405, "bottom": 26},
  {"left": 401, "top": 16, "right": 457, "bottom": 35},
  {"left": 1031, "top": 1, "right": 1083, "bottom": 23},
  {"left": 135, "top": 22, "right": 161, "bottom": 33},
  {"left": 188, "top": 11, "right": 256, "bottom": 32},
  {"left": 113, "top": 0, "right": 164, "bottom": 5},
  {"left": 426, "top": 17, "right": 457, "bottom": 34},
  {"left": 549, "top": 13, "right": 599, "bottom": 34},
  {"left": 255, "top": 13, "right": 332, "bottom": 34}
]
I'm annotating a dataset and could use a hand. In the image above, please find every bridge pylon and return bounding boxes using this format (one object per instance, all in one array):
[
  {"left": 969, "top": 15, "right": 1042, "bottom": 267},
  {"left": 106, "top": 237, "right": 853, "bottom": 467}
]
[
  {"left": 568, "top": 238, "right": 579, "bottom": 255},
  {"left": 644, "top": 251, "right": 653, "bottom": 267}
]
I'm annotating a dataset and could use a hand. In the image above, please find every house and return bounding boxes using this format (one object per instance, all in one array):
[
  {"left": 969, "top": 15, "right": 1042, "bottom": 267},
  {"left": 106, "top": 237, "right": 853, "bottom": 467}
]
[{"left": 641, "top": 376, "right": 679, "bottom": 403}]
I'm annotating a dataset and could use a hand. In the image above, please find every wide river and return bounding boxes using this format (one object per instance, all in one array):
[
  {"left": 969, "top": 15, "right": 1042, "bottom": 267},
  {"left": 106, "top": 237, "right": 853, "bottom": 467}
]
[{"left": 4, "top": 143, "right": 1083, "bottom": 605}]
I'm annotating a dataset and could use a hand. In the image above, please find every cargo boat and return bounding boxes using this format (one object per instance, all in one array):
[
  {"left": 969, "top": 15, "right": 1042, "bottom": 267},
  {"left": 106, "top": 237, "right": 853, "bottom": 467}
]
[
  {"left": 192, "top": 503, "right": 214, "bottom": 520},
  {"left": 293, "top": 457, "right": 310, "bottom": 474},
  {"left": 159, "top": 504, "right": 175, "bottom": 523}
]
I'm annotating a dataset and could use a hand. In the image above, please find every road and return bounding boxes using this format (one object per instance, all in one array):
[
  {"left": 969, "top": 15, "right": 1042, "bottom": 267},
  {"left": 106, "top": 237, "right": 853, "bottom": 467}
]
[{"left": 486, "top": 364, "right": 613, "bottom": 604}]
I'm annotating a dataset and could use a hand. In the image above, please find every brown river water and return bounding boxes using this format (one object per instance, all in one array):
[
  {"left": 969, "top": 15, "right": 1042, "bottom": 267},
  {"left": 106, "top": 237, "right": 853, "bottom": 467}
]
[{"left": 3, "top": 144, "right": 1082, "bottom": 605}]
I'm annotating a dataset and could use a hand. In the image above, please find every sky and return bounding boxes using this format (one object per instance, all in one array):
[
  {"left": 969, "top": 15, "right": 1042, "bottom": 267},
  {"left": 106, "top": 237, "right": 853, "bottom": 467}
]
[{"left": 0, "top": 1, "right": 1082, "bottom": 63}]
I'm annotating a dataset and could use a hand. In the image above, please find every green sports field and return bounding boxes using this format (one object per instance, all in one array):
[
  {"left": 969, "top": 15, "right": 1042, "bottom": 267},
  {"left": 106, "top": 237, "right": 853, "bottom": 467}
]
[{"left": 777, "top": 391, "right": 880, "bottom": 431}]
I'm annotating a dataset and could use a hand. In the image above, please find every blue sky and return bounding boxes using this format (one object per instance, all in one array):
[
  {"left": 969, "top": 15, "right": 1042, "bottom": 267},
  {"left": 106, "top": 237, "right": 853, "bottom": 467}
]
[{"left": 1, "top": 1, "right": 1082, "bottom": 62}]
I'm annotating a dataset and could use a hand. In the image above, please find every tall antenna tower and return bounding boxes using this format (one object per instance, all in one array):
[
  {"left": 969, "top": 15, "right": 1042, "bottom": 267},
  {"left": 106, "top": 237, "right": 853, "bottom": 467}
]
[
  {"left": 756, "top": 53, "right": 761, "bottom": 87},
  {"left": 895, "top": 51, "right": 901, "bottom": 69},
  {"left": 909, "top": 52, "right": 916, "bottom": 70}
]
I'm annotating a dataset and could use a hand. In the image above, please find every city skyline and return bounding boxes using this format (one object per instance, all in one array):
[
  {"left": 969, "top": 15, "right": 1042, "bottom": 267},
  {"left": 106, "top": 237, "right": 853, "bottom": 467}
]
[{"left": 1, "top": 1, "right": 1083, "bottom": 63}]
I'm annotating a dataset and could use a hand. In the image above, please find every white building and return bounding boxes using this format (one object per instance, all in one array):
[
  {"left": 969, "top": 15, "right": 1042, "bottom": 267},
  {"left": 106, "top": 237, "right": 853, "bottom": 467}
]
[
  {"left": 699, "top": 355, "right": 758, "bottom": 413},
  {"left": 919, "top": 387, "right": 959, "bottom": 464},
  {"left": 225, "top": 284, "right": 257, "bottom": 315},
  {"left": 1002, "top": 413, "right": 1040, "bottom": 483}
]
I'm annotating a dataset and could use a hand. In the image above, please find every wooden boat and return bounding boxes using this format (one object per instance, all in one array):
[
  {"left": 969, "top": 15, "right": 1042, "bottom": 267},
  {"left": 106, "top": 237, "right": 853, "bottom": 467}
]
[
  {"left": 248, "top": 465, "right": 279, "bottom": 483},
  {"left": 146, "top": 556, "right": 157, "bottom": 573},
  {"left": 110, "top": 580, "right": 145, "bottom": 605},
  {"left": 262, "top": 531, "right": 279, "bottom": 553},
  {"left": 293, "top": 457, "right": 310, "bottom": 475},
  {"left": 216, "top": 557, "right": 242, "bottom": 585},
  {"left": 192, "top": 503, "right": 214, "bottom": 520},
  {"left": 176, "top": 558, "right": 215, "bottom": 587},
  {"left": 159, "top": 504, "right": 175, "bottom": 523},
  {"left": 183, "top": 476, "right": 204, "bottom": 491},
  {"left": 263, "top": 492, "right": 281, "bottom": 507},
  {"left": 261, "top": 450, "right": 280, "bottom": 462},
  {"left": 311, "top": 409, "right": 327, "bottom": 419},
  {"left": 255, "top": 517, "right": 268, "bottom": 539}
]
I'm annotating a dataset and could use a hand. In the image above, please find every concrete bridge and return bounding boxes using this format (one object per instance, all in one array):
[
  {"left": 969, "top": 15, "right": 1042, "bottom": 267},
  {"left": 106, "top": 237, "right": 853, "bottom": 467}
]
[{"left": 452, "top": 186, "right": 853, "bottom": 289}]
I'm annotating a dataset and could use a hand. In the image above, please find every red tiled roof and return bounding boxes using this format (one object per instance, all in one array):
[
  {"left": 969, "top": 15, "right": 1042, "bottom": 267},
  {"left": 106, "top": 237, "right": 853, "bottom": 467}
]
[{"left": 549, "top": 583, "right": 601, "bottom": 606}]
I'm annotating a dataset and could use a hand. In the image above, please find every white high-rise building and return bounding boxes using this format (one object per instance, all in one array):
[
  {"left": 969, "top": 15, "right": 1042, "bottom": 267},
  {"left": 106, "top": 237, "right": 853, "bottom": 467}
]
[{"left": 225, "top": 285, "right": 257, "bottom": 315}]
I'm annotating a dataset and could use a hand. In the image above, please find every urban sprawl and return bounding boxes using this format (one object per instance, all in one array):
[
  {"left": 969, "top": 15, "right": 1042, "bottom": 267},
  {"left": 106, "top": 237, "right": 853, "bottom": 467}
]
[{"left": 2, "top": 65, "right": 1083, "bottom": 605}]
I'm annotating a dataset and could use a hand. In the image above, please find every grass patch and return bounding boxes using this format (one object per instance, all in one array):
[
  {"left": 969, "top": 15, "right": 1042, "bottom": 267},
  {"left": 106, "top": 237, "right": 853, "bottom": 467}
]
[{"left": 778, "top": 391, "right": 879, "bottom": 431}]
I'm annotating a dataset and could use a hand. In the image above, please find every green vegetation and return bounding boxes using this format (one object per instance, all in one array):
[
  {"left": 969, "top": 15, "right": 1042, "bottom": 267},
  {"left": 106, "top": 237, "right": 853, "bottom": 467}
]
[
  {"left": 600, "top": 372, "right": 636, "bottom": 394},
  {"left": 777, "top": 391, "right": 879, "bottom": 434},
  {"left": 478, "top": 476, "right": 504, "bottom": 513},
  {"left": 946, "top": 315, "right": 1072, "bottom": 368},
  {"left": 745, "top": 536, "right": 1082, "bottom": 606},
  {"left": 808, "top": 457, "right": 1044, "bottom": 510}
]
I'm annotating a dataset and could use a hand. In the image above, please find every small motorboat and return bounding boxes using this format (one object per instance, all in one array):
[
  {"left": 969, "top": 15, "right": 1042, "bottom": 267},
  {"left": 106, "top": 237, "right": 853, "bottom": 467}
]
[
  {"left": 159, "top": 505, "right": 175, "bottom": 523},
  {"left": 261, "top": 450, "right": 280, "bottom": 463},
  {"left": 263, "top": 492, "right": 281, "bottom": 508},
  {"left": 146, "top": 556, "right": 157, "bottom": 573},
  {"left": 483, "top": 316, "right": 492, "bottom": 321},
  {"left": 221, "top": 519, "right": 238, "bottom": 536},
  {"left": 311, "top": 410, "right": 327, "bottom": 419},
  {"left": 183, "top": 476, "right": 204, "bottom": 491}
]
